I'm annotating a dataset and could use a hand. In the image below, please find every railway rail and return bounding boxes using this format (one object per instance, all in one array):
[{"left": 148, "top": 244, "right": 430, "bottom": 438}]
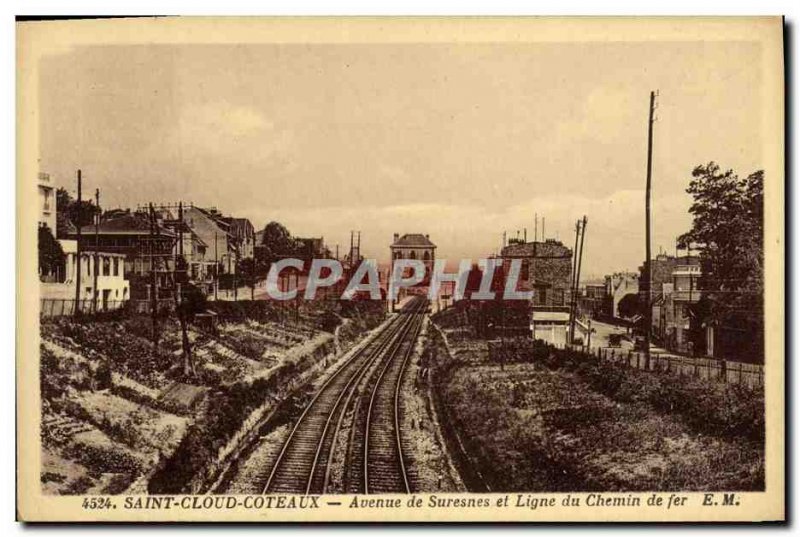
[{"left": 262, "top": 297, "right": 427, "bottom": 494}]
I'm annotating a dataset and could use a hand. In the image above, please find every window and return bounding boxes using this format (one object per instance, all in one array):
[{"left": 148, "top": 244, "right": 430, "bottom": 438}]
[
  {"left": 423, "top": 251, "right": 431, "bottom": 261},
  {"left": 103, "top": 258, "right": 111, "bottom": 276},
  {"left": 113, "top": 258, "right": 119, "bottom": 276},
  {"left": 553, "top": 289, "right": 565, "bottom": 306},
  {"left": 410, "top": 251, "right": 417, "bottom": 260},
  {"left": 534, "top": 285, "right": 548, "bottom": 306}
]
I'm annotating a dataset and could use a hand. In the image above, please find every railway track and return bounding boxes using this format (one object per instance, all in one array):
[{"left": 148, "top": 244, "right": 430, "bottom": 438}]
[
  {"left": 363, "top": 307, "right": 423, "bottom": 493},
  {"left": 262, "top": 297, "right": 427, "bottom": 495}
]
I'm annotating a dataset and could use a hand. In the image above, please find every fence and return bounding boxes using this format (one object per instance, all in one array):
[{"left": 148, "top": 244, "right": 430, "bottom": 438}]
[
  {"left": 581, "top": 345, "right": 764, "bottom": 388},
  {"left": 40, "top": 298, "right": 176, "bottom": 319}
]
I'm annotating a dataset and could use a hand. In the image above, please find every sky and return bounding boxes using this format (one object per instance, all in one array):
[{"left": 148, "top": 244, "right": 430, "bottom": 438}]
[{"left": 38, "top": 41, "right": 764, "bottom": 277}]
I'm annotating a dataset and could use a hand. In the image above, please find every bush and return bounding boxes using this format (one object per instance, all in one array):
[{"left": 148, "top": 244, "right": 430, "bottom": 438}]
[
  {"left": 148, "top": 336, "right": 334, "bottom": 493},
  {"left": 60, "top": 475, "right": 95, "bottom": 495},
  {"left": 530, "top": 343, "right": 764, "bottom": 443},
  {"left": 94, "top": 361, "right": 113, "bottom": 390},
  {"left": 64, "top": 438, "right": 143, "bottom": 475}
]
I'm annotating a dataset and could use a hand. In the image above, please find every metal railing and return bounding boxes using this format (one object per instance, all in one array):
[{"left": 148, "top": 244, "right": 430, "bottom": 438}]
[{"left": 549, "top": 341, "right": 764, "bottom": 388}]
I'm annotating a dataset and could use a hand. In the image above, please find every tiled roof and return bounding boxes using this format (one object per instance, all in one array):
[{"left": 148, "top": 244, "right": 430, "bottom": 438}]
[
  {"left": 227, "top": 218, "right": 254, "bottom": 236},
  {"left": 391, "top": 233, "right": 436, "bottom": 247}
]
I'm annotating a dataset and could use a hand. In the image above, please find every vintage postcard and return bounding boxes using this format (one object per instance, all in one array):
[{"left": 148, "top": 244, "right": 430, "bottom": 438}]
[{"left": 16, "top": 17, "right": 784, "bottom": 522}]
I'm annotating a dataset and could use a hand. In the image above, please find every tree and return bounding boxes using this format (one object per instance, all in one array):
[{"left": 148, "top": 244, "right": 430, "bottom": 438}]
[
  {"left": 236, "top": 257, "right": 260, "bottom": 300},
  {"left": 677, "top": 162, "right": 764, "bottom": 360},
  {"left": 175, "top": 256, "right": 208, "bottom": 377},
  {"left": 56, "top": 187, "right": 100, "bottom": 238},
  {"left": 616, "top": 293, "right": 642, "bottom": 319},
  {"left": 257, "top": 221, "right": 299, "bottom": 266},
  {"left": 38, "top": 224, "right": 65, "bottom": 280}
]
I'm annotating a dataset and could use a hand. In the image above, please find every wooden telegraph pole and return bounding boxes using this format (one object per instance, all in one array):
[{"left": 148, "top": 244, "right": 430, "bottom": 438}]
[
  {"left": 568, "top": 217, "right": 588, "bottom": 345},
  {"left": 214, "top": 232, "right": 219, "bottom": 301},
  {"left": 574, "top": 216, "right": 588, "bottom": 340},
  {"left": 234, "top": 237, "right": 239, "bottom": 302},
  {"left": 568, "top": 219, "right": 581, "bottom": 344},
  {"left": 93, "top": 188, "right": 100, "bottom": 314},
  {"left": 149, "top": 203, "right": 158, "bottom": 349},
  {"left": 74, "top": 170, "right": 82, "bottom": 318},
  {"left": 643, "top": 90, "right": 657, "bottom": 370}
]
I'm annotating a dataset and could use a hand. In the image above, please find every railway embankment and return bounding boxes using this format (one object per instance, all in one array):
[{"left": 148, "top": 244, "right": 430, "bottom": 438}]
[
  {"left": 225, "top": 299, "right": 444, "bottom": 495},
  {"left": 145, "top": 302, "right": 386, "bottom": 494},
  {"left": 217, "top": 311, "right": 397, "bottom": 494},
  {"left": 429, "top": 305, "right": 764, "bottom": 492},
  {"left": 399, "top": 317, "right": 466, "bottom": 492}
]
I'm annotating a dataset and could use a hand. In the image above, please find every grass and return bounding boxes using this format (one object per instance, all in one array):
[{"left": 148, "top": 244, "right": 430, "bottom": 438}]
[
  {"left": 443, "top": 362, "right": 764, "bottom": 492},
  {"left": 430, "top": 311, "right": 765, "bottom": 493},
  {"left": 39, "top": 301, "right": 381, "bottom": 495}
]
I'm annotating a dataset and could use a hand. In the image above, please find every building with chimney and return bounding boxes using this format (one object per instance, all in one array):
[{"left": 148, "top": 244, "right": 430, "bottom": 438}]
[
  {"left": 389, "top": 233, "right": 436, "bottom": 295},
  {"left": 500, "top": 238, "right": 573, "bottom": 343},
  {"left": 222, "top": 217, "right": 256, "bottom": 260},
  {"left": 390, "top": 233, "right": 436, "bottom": 269},
  {"left": 181, "top": 206, "right": 237, "bottom": 276},
  {"left": 67, "top": 212, "right": 173, "bottom": 301},
  {"left": 500, "top": 238, "right": 573, "bottom": 307}
]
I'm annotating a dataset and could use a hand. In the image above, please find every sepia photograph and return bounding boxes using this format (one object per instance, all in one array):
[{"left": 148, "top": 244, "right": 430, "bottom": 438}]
[{"left": 16, "top": 16, "right": 784, "bottom": 522}]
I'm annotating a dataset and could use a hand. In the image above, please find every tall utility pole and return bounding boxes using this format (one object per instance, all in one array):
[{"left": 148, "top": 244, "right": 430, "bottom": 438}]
[
  {"left": 175, "top": 201, "right": 194, "bottom": 377},
  {"left": 149, "top": 203, "right": 158, "bottom": 349},
  {"left": 349, "top": 231, "right": 354, "bottom": 268},
  {"left": 214, "top": 232, "right": 219, "bottom": 301},
  {"left": 233, "top": 241, "right": 239, "bottom": 302},
  {"left": 568, "top": 216, "right": 588, "bottom": 345},
  {"left": 575, "top": 216, "right": 588, "bottom": 328},
  {"left": 74, "top": 170, "right": 82, "bottom": 318},
  {"left": 643, "top": 90, "right": 657, "bottom": 369},
  {"left": 178, "top": 202, "right": 184, "bottom": 257},
  {"left": 534, "top": 213, "right": 538, "bottom": 242},
  {"left": 568, "top": 219, "right": 581, "bottom": 344},
  {"left": 93, "top": 188, "right": 100, "bottom": 314}
]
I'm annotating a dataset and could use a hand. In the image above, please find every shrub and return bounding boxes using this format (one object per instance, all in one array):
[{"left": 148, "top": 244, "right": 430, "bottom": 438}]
[
  {"left": 64, "top": 439, "right": 143, "bottom": 475},
  {"left": 529, "top": 343, "right": 764, "bottom": 443},
  {"left": 60, "top": 475, "right": 95, "bottom": 495},
  {"left": 94, "top": 361, "right": 113, "bottom": 390}
]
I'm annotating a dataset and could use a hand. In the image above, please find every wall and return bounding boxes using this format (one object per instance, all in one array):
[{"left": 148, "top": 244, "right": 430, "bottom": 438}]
[
  {"left": 501, "top": 240, "right": 573, "bottom": 307},
  {"left": 183, "top": 207, "right": 235, "bottom": 274}
]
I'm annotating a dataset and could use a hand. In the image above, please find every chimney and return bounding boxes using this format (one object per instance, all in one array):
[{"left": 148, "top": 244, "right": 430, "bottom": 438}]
[
  {"left": 393, "top": 233, "right": 399, "bottom": 243},
  {"left": 425, "top": 234, "right": 429, "bottom": 239}
]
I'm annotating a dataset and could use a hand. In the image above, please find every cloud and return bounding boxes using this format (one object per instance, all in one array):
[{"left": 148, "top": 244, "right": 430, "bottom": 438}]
[
  {"left": 553, "top": 86, "right": 640, "bottom": 147},
  {"left": 242, "top": 188, "right": 693, "bottom": 277},
  {"left": 172, "top": 102, "right": 291, "bottom": 159}
]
